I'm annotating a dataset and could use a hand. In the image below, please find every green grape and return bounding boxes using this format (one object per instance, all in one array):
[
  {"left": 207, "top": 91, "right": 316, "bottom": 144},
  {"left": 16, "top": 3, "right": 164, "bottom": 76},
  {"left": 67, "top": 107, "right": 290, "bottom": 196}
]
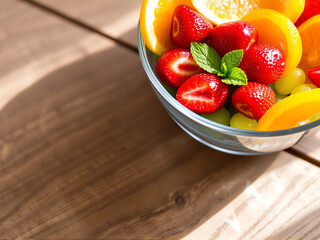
[
  {"left": 161, "top": 83, "right": 177, "bottom": 98},
  {"left": 230, "top": 113, "right": 257, "bottom": 130},
  {"left": 291, "top": 84, "right": 317, "bottom": 95},
  {"left": 309, "top": 112, "right": 320, "bottom": 123},
  {"left": 269, "top": 83, "right": 288, "bottom": 102},
  {"left": 275, "top": 68, "right": 306, "bottom": 95},
  {"left": 202, "top": 107, "right": 231, "bottom": 126}
]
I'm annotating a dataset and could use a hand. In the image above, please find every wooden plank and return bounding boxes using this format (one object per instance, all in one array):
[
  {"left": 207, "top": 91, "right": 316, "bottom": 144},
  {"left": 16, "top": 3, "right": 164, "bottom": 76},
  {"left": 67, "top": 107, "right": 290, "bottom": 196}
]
[
  {"left": 293, "top": 132, "right": 320, "bottom": 163},
  {"left": 1, "top": 0, "right": 320, "bottom": 239},
  {"left": 33, "top": 0, "right": 141, "bottom": 47}
]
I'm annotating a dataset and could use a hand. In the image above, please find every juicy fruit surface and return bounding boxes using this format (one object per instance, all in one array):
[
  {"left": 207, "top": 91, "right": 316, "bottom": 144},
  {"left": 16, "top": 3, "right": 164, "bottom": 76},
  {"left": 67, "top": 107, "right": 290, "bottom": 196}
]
[
  {"left": 291, "top": 83, "right": 317, "bottom": 94},
  {"left": 257, "top": 89, "right": 320, "bottom": 131},
  {"left": 230, "top": 113, "right": 257, "bottom": 130},
  {"left": 232, "top": 82, "right": 275, "bottom": 120},
  {"left": 239, "top": 44, "right": 285, "bottom": 84},
  {"left": 275, "top": 68, "right": 306, "bottom": 95},
  {"left": 296, "top": 0, "right": 320, "bottom": 26},
  {"left": 211, "top": 21, "right": 258, "bottom": 57},
  {"left": 307, "top": 66, "right": 320, "bottom": 88},
  {"left": 155, "top": 48, "right": 203, "bottom": 89},
  {"left": 202, "top": 107, "right": 231, "bottom": 126},
  {"left": 242, "top": 9, "right": 302, "bottom": 76},
  {"left": 172, "top": 5, "right": 213, "bottom": 48},
  {"left": 176, "top": 73, "right": 229, "bottom": 114},
  {"left": 298, "top": 15, "right": 320, "bottom": 74},
  {"left": 140, "top": 0, "right": 192, "bottom": 55},
  {"left": 191, "top": 0, "right": 304, "bottom": 25}
]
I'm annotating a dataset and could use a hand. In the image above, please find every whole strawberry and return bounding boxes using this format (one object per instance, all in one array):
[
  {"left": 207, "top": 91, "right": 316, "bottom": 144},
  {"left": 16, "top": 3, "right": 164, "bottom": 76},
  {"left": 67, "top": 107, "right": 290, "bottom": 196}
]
[
  {"left": 211, "top": 21, "right": 258, "bottom": 57},
  {"left": 239, "top": 44, "right": 285, "bottom": 85},
  {"left": 171, "top": 5, "right": 213, "bottom": 48},
  {"left": 155, "top": 48, "right": 203, "bottom": 89},
  {"left": 307, "top": 66, "right": 320, "bottom": 88},
  {"left": 176, "top": 73, "right": 229, "bottom": 114},
  {"left": 232, "top": 82, "right": 275, "bottom": 120}
]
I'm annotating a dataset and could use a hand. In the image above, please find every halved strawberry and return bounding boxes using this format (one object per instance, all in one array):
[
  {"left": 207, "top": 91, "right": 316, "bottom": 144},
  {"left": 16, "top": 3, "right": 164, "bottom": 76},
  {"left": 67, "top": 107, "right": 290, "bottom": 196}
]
[
  {"left": 155, "top": 48, "right": 203, "bottom": 89},
  {"left": 171, "top": 5, "right": 213, "bottom": 48},
  {"left": 176, "top": 73, "right": 229, "bottom": 114},
  {"left": 307, "top": 66, "right": 320, "bottom": 88},
  {"left": 232, "top": 82, "right": 275, "bottom": 120}
]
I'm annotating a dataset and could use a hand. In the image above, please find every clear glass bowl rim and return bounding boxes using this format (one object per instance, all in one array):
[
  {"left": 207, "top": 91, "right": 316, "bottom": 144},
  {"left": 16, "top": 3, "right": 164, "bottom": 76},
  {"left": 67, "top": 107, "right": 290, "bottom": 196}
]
[{"left": 137, "top": 23, "right": 320, "bottom": 137}]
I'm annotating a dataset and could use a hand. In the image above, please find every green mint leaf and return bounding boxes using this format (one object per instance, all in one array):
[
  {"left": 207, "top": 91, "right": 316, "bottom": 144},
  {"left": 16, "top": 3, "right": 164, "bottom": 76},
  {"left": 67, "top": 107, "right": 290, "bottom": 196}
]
[
  {"left": 221, "top": 67, "right": 248, "bottom": 86},
  {"left": 221, "top": 50, "right": 244, "bottom": 72},
  {"left": 190, "top": 42, "right": 221, "bottom": 75},
  {"left": 220, "top": 63, "right": 228, "bottom": 77}
]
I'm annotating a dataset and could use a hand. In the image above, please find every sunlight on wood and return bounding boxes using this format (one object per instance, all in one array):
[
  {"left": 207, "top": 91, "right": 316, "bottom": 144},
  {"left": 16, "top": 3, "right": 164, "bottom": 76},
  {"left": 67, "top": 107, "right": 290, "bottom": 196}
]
[{"left": 182, "top": 152, "right": 320, "bottom": 239}]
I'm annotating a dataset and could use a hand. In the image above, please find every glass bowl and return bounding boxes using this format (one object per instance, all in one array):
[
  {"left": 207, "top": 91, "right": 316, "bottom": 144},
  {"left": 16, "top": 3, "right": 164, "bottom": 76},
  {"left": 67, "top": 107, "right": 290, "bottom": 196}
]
[{"left": 137, "top": 24, "right": 320, "bottom": 155}]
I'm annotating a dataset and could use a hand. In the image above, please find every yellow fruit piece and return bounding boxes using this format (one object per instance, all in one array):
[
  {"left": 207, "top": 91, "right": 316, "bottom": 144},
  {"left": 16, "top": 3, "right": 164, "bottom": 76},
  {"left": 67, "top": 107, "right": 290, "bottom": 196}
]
[
  {"left": 256, "top": 89, "right": 320, "bottom": 131},
  {"left": 291, "top": 83, "right": 317, "bottom": 94},
  {"left": 242, "top": 9, "right": 303, "bottom": 76},
  {"left": 140, "top": 0, "right": 192, "bottom": 55},
  {"left": 298, "top": 15, "right": 320, "bottom": 74},
  {"left": 191, "top": 0, "right": 304, "bottom": 25}
]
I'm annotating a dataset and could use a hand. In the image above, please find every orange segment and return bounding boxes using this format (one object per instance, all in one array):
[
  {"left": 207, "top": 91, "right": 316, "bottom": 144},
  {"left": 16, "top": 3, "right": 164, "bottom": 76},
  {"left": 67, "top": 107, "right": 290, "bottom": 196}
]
[
  {"left": 298, "top": 15, "right": 320, "bottom": 74},
  {"left": 140, "top": 0, "right": 192, "bottom": 55},
  {"left": 242, "top": 9, "right": 303, "bottom": 76},
  {"left": 256, "top": 89, "right": 320, "bottom": 131},
  {"left": 191, "top": 0, "right": 304, "bottom": 25}
]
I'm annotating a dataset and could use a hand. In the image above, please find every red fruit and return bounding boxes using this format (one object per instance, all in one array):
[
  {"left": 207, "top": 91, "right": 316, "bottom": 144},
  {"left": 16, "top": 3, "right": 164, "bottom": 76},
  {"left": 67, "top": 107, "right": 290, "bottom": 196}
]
[
  {"left": 155, "top": 48, "right": 203, "bottom": 89},
  {"left": 171, "top": 5, "right": 213, "bottom": 48},
  {"left": 232, "top": 82, "right": 275, "bottom": 120},
  {"left": 295, "top": 0, "right": 320, "bottom": 26},
  {"left": 239, "top": 44, "right": 285, "bottom": 85},
  {"left": 211, "top": 21, "right": 258, "bottom": 57},
  {"left": 176, "top": 73, "right": 229, "bottom": 114},
  {"left": 307, "top": 66, "right": 320, "bottom": 88}
]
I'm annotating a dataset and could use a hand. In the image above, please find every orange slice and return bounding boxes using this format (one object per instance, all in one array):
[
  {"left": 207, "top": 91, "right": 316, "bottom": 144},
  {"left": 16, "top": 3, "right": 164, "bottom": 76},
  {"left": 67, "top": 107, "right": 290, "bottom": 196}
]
[
  {"left": 242, "top": 9, "right": 303, "bottom": 76},
  {"left": 298, "top": 15, "right": 320, "bottom": 74},
  {"left": 140, "top": 0, "right": 192, "bottom": 55},
  {"left": 191, "top": 0, "right": 305, "bottom": 25},
  {"left": 256, "top": 89, "right": 320, "bottom": 131}
]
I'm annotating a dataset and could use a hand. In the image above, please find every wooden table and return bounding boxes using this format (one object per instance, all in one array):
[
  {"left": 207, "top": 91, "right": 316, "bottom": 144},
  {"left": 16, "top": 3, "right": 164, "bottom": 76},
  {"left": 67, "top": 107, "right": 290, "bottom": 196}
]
[{"left": 1, "top": 0, "right": 320, "bottom": 238}]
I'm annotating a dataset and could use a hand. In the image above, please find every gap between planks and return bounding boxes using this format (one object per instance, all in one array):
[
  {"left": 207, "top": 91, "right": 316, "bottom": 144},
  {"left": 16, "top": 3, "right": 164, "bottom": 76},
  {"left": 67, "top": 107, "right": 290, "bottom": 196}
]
[
  {"left": 20, "top": 0, "right": 138, "bottom": 53},
  {"left": 19, "top": 0, "right": 320, "bottom": 169}
]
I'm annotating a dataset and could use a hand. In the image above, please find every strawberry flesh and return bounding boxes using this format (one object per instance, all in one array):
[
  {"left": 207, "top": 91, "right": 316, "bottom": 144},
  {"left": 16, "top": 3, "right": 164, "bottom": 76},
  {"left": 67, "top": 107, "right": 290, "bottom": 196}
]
[
  {"left": 155, "top": 48, "right": 203, "bottom": 89},
  {"left": 239, "top": 44, "right": 285, "bottom": 85},
  {"left": 232, "top": 82, "right": 275, "bottom": 120},
  {"left": 307, "top": 66, "right": 320, "bottom": 88},
  {"left": 211, "top": 21, "right": 258, "bottom": 57},
  {"left": 171, "top": 5, "right": 213, "bottom": 48},
  {"left": 177, "top": 73, "right": 229, "bottom": 114}
]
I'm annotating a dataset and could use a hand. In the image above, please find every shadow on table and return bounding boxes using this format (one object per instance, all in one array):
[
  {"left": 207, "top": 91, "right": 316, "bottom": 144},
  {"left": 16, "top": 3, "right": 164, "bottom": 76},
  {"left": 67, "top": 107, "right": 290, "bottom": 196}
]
[{"left": 0, "top": 31, "right": 278, "bottom": 239}]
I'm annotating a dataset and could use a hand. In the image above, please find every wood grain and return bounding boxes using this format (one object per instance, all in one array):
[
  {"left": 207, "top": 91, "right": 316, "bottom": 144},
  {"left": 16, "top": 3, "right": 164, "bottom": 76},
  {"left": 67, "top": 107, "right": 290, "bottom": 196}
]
[
  {"left": 1, "top": 0, "right": 320, "bottom": 239},
  {"left": 32, "top": 0, "right": 141, "bottom": 47},
  {"left": 292, "top": 132, "right": 320, "bottom": 163}
]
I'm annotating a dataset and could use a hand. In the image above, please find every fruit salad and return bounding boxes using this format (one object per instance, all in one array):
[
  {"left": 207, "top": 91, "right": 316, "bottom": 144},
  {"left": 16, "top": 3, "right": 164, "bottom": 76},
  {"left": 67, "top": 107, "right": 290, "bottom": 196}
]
[{"left": 140, "top": 0, "right": 320, "bottom": 131}]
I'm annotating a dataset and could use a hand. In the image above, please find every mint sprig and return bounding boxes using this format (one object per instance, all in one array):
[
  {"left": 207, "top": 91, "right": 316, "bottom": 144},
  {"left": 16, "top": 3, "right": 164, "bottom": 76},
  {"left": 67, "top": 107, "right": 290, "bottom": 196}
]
[{"left": 190, "top": 42, "right": 247, "bottom": 86}]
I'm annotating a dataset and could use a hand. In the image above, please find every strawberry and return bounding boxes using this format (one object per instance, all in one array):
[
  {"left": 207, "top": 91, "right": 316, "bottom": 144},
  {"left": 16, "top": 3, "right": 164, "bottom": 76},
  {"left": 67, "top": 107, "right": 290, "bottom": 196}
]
[
  {"left": 171, "top": 5, "right": 213, "bottom": 48},
  {"left": 232, "top": 82, "right": 275, "bottom": 120},
  {"left": 155, "top": 48, "right": 203, "bottom": 89},
  {"left": 239, "top": 44, "right": 285, "bottom": 85},
  {"left": 211, "top": 21, "right": 258, "bottom": 57},
  {"left": 307, "top": 66, "right": 320, "bottom": 88},
  {"left": 176, "top": 73, "right": 229, "bottom": 114}
]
